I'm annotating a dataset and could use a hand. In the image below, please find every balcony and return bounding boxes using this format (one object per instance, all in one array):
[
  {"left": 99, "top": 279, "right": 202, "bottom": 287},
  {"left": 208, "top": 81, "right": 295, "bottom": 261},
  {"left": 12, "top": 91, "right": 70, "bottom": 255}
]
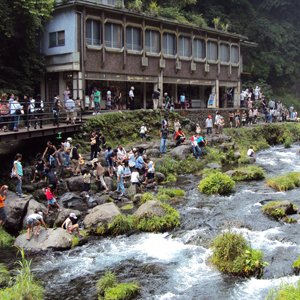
[{"left": 55, "top": 0, "right": 124, "bottom": 8}]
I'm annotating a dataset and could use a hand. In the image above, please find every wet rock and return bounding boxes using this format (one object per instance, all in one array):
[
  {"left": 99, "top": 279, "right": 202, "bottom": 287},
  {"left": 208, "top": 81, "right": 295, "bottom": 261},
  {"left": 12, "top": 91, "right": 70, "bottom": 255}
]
[
  {"left": 134, "top": 200, "right": 165, "bottom": 218},
  {"left": 169, "top": 145, "right": 191, "bottom": 160},
  {"left": 66, "top": 176, "right": 84, "bottom": 192},
  {"left": 54, "top": 209, "right": 82, "bottom": 227},
  {"left": 248, "top": 157, "right": 256, "bottom": 164},
  {"left": 60, "top": 192, "right": 87, "bottom": 211},
  {"left": 4, "top": 191, "right": 32, "bottom": 233},
  {"left": 104, "top": 176, "right": 115, "bottom": 191},
  {"left": 233, "top": 151, "right": 241, "bottom": 159},
  {"left": 155, "top": 172, "right": 165, "bottom": 183},
  {"left": 133, "top": 194, "right": 143, "bottom": 203},
  {"left": 86, "top": 193, "right": 112, "bottom": 208},
  {"left": 33, "top": 189, "right": 46, "bottom": 202},
  {"left": 14, "top": 228, "right": 73, "bottom": 252},
  {"left": 146, "top": 148, "right": 161, "bottom": 158},
  {"left": 83, "top": 202, "right": 121, "bottom": 228},
  {"left": 262, "top": 200, "right": 297, "bottom": 220},
  {"left": 206, "top": 163, "right": 222, "bottom": 170},
  {"left": 22, "top": 184, "right": 35, "bottom": 193}
]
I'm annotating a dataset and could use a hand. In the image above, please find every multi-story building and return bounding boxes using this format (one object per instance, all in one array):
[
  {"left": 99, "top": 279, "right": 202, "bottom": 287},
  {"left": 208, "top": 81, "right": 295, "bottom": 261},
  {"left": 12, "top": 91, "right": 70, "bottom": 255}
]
[{"left": 41, "top": 0, "right": 249, "bottom": 109}]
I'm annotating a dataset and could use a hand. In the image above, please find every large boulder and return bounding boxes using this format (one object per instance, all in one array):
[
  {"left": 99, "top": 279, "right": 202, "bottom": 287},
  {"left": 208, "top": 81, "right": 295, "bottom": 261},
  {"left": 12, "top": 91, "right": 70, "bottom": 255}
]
[
  {"left": 66, "top": 176, "right": 84, "bottom": 192},
  {"left": 83, "top": 202, "right": 121, "bottom": 229},
  {"left": 86, "top": 193, "right": 112, "bottom": 208},
  {"left": 169, "top": 145, "right": 191, "bottom": 160},
  {"left": 54, "top": 209, "right": 82, "bottom": 227},
  {"left": 14, "top": 228, "right": 73, "bottom": 252},
  {"left": 104, "top": 176, "right": 115, "bottom": 191},
  {"left": 22, "top": 199, "right": 47, "bottom": 229},
  {"left": 146, "top": 148, "right": 161, "bottom": 158},
  {"left": 60, "top": 192, "right": 88, "bottom": 211},
  {"left": 4, "top": 191, "right": 32, "bottom": 233},
  {"left": 134, "top": 200, "right": 166, "bottom": 218},
  {"left": 155, "top": 172, "right": 165, "bottom": 183}
]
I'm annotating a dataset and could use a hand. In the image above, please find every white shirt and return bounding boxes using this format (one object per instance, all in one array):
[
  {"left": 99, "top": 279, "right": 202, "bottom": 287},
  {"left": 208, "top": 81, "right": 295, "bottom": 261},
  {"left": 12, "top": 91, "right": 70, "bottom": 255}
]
[
  {"left": 117, "top": 148, "right": 127, "bottom": 161},
  {"left": 205, "top": 118, "right": 213, "bottom": 128},
  {"left": 131, "top": 171, "right": 140, "bottom": 183},
  {"left": 247, "top": 149, "right": 254, "bottom": 157},
  {"left": 140, "top": 126, "right": 147, "bottom": 134},
  {"left": 129, "top": 90, "right": 134, "bottom": 98}
]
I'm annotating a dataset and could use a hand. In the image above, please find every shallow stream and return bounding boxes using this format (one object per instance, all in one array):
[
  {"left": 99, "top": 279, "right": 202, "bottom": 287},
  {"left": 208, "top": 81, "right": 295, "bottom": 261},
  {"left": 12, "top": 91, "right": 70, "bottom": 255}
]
[{"left": 30, "top": 145, "right": 300, "bottom": 299}]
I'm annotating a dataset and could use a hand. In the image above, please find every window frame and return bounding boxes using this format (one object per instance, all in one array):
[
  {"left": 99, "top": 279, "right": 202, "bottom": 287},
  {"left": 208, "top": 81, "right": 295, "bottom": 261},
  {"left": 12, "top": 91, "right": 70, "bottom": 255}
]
[
  {"left": 126, "top": 25, "right": 142, "bottom": 54},
  {"left": 206, "top": 39, "right": 218, "bottom": 63},
  {"left": 49, "top": 30, "right": 65, "bottom": 48},
  {"left": 86, "top": 18, "right": 102, "bottom": 49},
  {"left": 145, "top": 28, "right": 161, "bottom": 57},
  {"left": 220, "top": 42, "right": 230, "bottom": 65},
  {"left": 162, "top": 31, "right": 176, "bottom": 58},
  {"left": 104, "top": 21, "right": 124, "bottom": 52},
  {"left": 231, "top": 44, "right": 240, "bottom": 65},
  {"left": 178, "top": 35, "right": 191, "bottom": 60},
  {"left": 193, "top": 37, "right": 206, "bottom": 62}
]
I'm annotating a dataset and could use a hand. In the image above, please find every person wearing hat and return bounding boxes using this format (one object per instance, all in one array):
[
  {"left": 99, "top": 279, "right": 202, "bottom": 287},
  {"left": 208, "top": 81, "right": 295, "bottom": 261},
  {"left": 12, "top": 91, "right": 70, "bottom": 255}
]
[
  {"left": 205, "top": 115, "right": 213, "bottom": 135},
  {"left": 26, "top": 210, "right": 47, "bottom": 241},
  {"left": 62, "top": 212, "right": 81, "bottom": 236},
  {"left": 129, "top": 86, "right": 135, "bottom": 110}
]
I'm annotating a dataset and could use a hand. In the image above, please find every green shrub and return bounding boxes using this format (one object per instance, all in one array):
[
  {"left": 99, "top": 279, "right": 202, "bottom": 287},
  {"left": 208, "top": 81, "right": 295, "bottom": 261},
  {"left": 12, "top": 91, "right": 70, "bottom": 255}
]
[
  {"left": 199, "top": 172, "right": 235, "bottom": 195},
  {"left": 108, "top": 215, "right": 134, "bottom": 236},
  {"left": 104, "top": 282, "right": 140, "bottom": 300},
  {"left": 0, "top": 249, "right": 44, "bottom": 300},
  {"left": 136, "top": 203, "right": 180, "bottom": 232},
  {"left": 164, "top": 173, "right": 177, "bottom": 183},
  {"left": 140, "top": 192, "right": 155, "bottom": 204},
  {"left": 266, "top": 280, "right": 300, "bottom": 300},
  {"left": 230, "top": 166, "right": 265, "bottom": 181},
  {"left": 266, "top": 172, "right": 300, "bottom": 191},
  {"left": 0, "top": 263, "right": 10, "bottom": 288},
  {"left": 211, "top": 232, "right": 266, "bottom": 277},
  {"left": 97, "top": 271, "right": 117, "bottom": 297},
  {"left": 0, "top": 228, "right": 14, "bottom": 248},
  {"left": 157, "top": 188, "right": 185, "bottom": 198}
]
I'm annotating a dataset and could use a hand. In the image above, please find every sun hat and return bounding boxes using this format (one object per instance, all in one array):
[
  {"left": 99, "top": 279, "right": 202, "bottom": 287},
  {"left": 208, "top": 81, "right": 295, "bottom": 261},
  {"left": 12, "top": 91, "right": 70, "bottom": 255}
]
[
  {"left": 38, "top": 211, "right": 43, "bottom": 216},
  {"left": 67, "top": 137, "right": 72, "bottom": 142},
  {"left": 70, "top": 213, "right": 77, "bottom": 219}
]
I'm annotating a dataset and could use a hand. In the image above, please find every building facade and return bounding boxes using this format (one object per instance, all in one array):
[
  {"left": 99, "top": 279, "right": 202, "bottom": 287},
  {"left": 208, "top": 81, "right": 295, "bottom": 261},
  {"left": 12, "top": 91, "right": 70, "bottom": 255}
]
[{"left": 41, "top": 0, "right": 248, "bottom": 108}]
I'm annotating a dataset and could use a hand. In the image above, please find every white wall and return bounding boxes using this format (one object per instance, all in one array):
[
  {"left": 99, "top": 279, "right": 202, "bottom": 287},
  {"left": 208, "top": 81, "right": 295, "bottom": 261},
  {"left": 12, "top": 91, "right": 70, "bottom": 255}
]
[{"left": 42, "top": 9, "right": 77, "bottom": 56}]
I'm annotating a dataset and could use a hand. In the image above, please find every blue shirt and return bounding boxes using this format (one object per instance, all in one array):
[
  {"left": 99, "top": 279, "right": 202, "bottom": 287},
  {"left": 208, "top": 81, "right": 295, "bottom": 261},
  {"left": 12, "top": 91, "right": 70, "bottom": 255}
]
[
  {"left": 135, "top": 155, "right": 144, "bottom": 169},
  {"left": 14, "top": 160, "right": 23, "bottom": 176}
]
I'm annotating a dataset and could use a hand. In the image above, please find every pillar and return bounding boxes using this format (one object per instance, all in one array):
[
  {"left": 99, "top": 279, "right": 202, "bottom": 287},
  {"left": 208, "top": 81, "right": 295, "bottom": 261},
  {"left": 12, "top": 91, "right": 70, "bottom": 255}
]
[
  {"left": 215, "top": 79, "right": 219, "bottom": 108},
  {"left": 234, "top": 81, "right": 241, "bottom": 108},
  {"left": 143, "top": 82, "right": 147, "bottom": 109}
]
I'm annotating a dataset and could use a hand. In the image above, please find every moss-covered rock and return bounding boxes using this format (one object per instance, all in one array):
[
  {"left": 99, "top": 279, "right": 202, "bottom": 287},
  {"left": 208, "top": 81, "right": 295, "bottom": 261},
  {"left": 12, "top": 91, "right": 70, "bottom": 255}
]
[
  {"left": 293, "top": 256, "right": 300, "bottom": 275},
  {"left": 0, "top": 227, "right": 14, "bottom": 248},
  {"left": 262, "top": 200, "right": 297, "bottom": 221},
  {"left": 199, "top": 172, "right": 235, "bottom": 195},
  {"left": 157, "top": 187, "right": 185, "bottom": 199},
  {"left": 97, "top": 271, "right": 117, "bottom": 297},
  {"left": 227, "top": 166, "right": 265, "bottom": 181},
  {"left": 266, "top": 172, "right": 300, "bottom": 191},
  {"left": 266, "top": 280, "right": 300, "bottom": 300},
  {"left": 108, "top": 215, "right": 134, "bottom": 236},
  {"left": 211, "top": 231, "right": 266, "bottom": 277},
  {"left": 140, "top": 192, "right": 155, "bottom": 204}
]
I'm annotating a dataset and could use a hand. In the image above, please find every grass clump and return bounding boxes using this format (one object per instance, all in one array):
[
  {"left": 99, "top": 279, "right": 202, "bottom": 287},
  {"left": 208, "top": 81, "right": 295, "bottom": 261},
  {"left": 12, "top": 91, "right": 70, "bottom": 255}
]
[
  {"left": 230, "top": 166, "right": 265, "bottom": 181},
  {"left": 266, "top": 172, "right": 300, "bottom": 191},
  {"left": 262, "top": 201, "right": 297, "bottom": 221},
  {"left": 211, "top": 231, "right": 266, "bottom": 277},
  {"left": 293, "top": 256, "right": 300, "bottom": 275},
  {"left": 157, "top": 187, "right": 185, "bottom": 198},
  {"left": 266, "top": 280, "right": 300, "bottom": 300},
  {"left": 108, "top": 215, "right": 134, "bottom": 236},
  {"left": 0, "top": 263, "right": 10, "bottom": 288},
  {"left": 163, "top": 173, "right": 177, "bottom": 183},
  {"left": 0, "top": 249, "right": 44, "bottom": 299},
  {"left": 71, "top": 236, "right": 80, "bottom": 248},
  {"left": 136, "top": 203, "right": 180, "bottom": 232},
  {"left": 96, "top": 271, "right": 139, "bottom": 300},
  {"left": 140, "top": 192, "right": 155, "bottom": 204},
  {"left": 0, "top": 228, "right": 14, "bottom": 248},
  {"left": 199, "top": 172, "right": 235, "bottom": 195}
]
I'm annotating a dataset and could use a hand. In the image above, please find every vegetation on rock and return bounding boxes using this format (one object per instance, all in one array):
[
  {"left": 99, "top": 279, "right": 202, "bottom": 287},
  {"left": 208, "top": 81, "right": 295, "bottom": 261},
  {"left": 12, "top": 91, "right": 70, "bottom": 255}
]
[
  {"left": 262, "top": 201, "right": 298, "bottom": 221},
  {"left": 199, "top": 172, "right": 235, "bottom": 195},
  {"left": 230, "top": 166, "right": 265, "bottom": 181},
  {"left": 96, "top": 271, "right": 139, "bottom": 300},
  {"left": 108, "top": 215, "right": 134, "bottom": 236},
  {"left": 293, "top": 256, "right": 300, "bottom": 275},
  {"left": 266, "top": 280, "right": 300, "bottom": 300},
  {"left": 0, "top": 249, "right": 44, "bottom": 299},
  {"left": 211, "top": 232, "right": 266, "bottom": 277},
  {"left": 0, "top": 263, "right": 10, "bottom": 288},
  {"left": 0, "top": 228, "right": 14, "bottom": 248},
  {"left": 266, "top": 172, "right": 300, "bottom": 191}
]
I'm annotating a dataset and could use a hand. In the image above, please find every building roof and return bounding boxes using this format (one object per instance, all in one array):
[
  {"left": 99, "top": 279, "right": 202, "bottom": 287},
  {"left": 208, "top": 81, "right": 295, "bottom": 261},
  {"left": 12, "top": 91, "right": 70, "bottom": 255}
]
[{"left": 55, "top": 0, "right": 249, "bottom": 41}]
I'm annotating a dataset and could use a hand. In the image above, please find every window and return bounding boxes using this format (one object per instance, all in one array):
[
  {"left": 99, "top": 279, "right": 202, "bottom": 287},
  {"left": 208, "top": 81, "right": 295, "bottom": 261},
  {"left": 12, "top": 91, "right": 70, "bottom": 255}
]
[
  {"left": 49, "top": 31, "right": 65, "bottom": 48},
  {"left": 163, "top": 33, "right": 176, "bottom": 56},
  {"left": 105, "top": 23, "right": 123, "bottom": 49},
  {"left": 220, "top": 43, "right": 230, "bottom": 63},
  {"left": 126, "top": 26, "right": 142, "bottom": 51},
  {"left": 179, "top": 36, "right": 191, "bottom": 57},
  {"left": 207, "top": 41, "right": 218, "bottom": 61},
  {"left": 145, "top": 30, "right": 160, "bottom": 53},
  {"left": 193, "top": 38, "right": 205, "bottom": 60},
  {"left": 231, "top": 45, "right": 239, "bottom": 64},
  {"left": 86, "top": 19, "right": 101, "bottom": 46}
]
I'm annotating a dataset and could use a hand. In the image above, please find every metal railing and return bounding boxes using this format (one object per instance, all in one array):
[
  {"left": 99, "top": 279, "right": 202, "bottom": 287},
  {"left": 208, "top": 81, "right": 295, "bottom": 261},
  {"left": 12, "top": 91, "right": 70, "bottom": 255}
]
[{"left": 0, "top": 101, "right": 82, "bottom": 132}]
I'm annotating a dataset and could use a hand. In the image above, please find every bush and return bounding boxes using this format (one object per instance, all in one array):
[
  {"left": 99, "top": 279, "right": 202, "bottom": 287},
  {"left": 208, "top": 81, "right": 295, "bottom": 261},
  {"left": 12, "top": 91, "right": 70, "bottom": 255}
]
[
  {"left": 0, "top": 249, "right": 44, "bottom": 300},
  {"left": 0, "top": 263, "right": 10, "bottom": 288},
  {"left": 266, "top": 280, "right": 300, "bottom": 300},
  {"left": 199, "top": 172, "right": 235, "bottom": 195},
  {"left": 164, "top": 174, "right": 177, "bottom": 183},
  {"left": 266, "top": 172, "right": 300, "bottom": 191},
  {"left": 140, "top": 192, "right": 155, "bottom": 204},
  {"left": 230, "top": 166, "right": 265, "bottom": 181},
  {"left": 108, "top": 215, "right": 134, "bottom": 236},
  {"left": 0, "top": 228, "right": 14, "bottom": 247},
  {"left": 136, "top": 203, "right": 180, "bottom": 232},
  {"left": 157, "top": 187, "right": 185, "bottom": 198},
  {"left": 71, "top": 236, "right": 80, "bottom": 248},
  {"left": 97, "top": 271, "right": 117, "bottom": 297},
  {"left": 211, "top": 232, "right": 266, "bottom": 277},
  {"left": 104, "top": 282, "right": 140, "bottom": 300}
]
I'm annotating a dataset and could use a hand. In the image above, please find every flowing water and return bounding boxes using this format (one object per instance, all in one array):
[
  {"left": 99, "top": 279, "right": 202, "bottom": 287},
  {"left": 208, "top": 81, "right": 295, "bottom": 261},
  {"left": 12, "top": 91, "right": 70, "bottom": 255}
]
[{"left": 31, "top": 145, "right": 300, "bottom": 300}]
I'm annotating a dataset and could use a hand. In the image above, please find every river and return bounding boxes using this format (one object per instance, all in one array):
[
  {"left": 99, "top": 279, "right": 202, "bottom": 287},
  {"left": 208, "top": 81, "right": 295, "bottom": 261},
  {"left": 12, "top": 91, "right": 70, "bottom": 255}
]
[{"left": 31, "top": 145, "right": 300, "bottom": 300}]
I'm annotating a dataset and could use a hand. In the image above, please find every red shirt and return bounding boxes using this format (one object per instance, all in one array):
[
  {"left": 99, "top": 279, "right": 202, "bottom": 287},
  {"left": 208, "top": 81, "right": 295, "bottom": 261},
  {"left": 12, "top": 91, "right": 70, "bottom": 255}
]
[{"left": 44, "top": 188, "right": 54, "bottom": 200}]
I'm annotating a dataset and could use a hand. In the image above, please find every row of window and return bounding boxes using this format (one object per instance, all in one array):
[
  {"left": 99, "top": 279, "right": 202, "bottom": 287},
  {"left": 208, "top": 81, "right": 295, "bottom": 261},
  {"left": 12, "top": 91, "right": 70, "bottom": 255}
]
[{"left": 49, "top": 21, "right": 240, "bottom": 64}]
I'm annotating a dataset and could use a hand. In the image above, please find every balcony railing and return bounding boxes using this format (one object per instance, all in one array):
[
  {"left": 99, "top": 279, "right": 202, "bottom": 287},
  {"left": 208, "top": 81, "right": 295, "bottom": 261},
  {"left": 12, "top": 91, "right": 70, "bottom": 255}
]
[{"left": 55, "top": 0, "right": 124, "bottom": 8}]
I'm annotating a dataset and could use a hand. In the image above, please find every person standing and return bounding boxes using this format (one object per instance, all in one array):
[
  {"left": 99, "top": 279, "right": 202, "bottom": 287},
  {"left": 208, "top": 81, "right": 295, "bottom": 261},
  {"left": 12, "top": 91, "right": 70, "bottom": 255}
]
[
  {"left": 129, "top": 86, "right": 135, "bottom": 110},
  {"left": 63, "top": 86, "right": 70, "bottom": 107},
  {"left": 160, "top": 125, "right": 169, "bottom": 154},
  {"left": 106, "top": 89, "right": 112, "bottom": 110},
  {"left": 13, "top": 153, "right": 24, "bottom": 198},
  {"left": 65, "top": 96, "right": 76, "bottom": 125},
  {"left": 34, "top": 95, "right": 44, "bottom": 129},
  {"left": 93, "top": 160, "right": 109, "bottom": 192},
  {"left": 205, "top": 115, "right": 213, "bottom": 135},
  {"left": 152, "top": 88, "right": 160, "bottom": 110},
  {"left": 71, "top": 143, "right": 81, "bottom": 176},
  {"left": 0, "top": 185, "right": 8, "bottom": 226},
  {"left": 140, "top": 124, "right": 147, "bottom": 140},
  {"left": 163, "top": 92, "right": 170, "bottom": 110},
  {"left": 9, "top": 96, "right": 22, "bottom": 131},
  {"left": 116, "top": 161, "right": 125, "bottom": 197},
  {"left": 53, "top": 96, "right": 62, "bottom": 127},
  {"left": 179, "top": 93, "right": 186, "bottom": 109},
  {"left": 93, "top": 87, "right": 101, "bottom": 115}
]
